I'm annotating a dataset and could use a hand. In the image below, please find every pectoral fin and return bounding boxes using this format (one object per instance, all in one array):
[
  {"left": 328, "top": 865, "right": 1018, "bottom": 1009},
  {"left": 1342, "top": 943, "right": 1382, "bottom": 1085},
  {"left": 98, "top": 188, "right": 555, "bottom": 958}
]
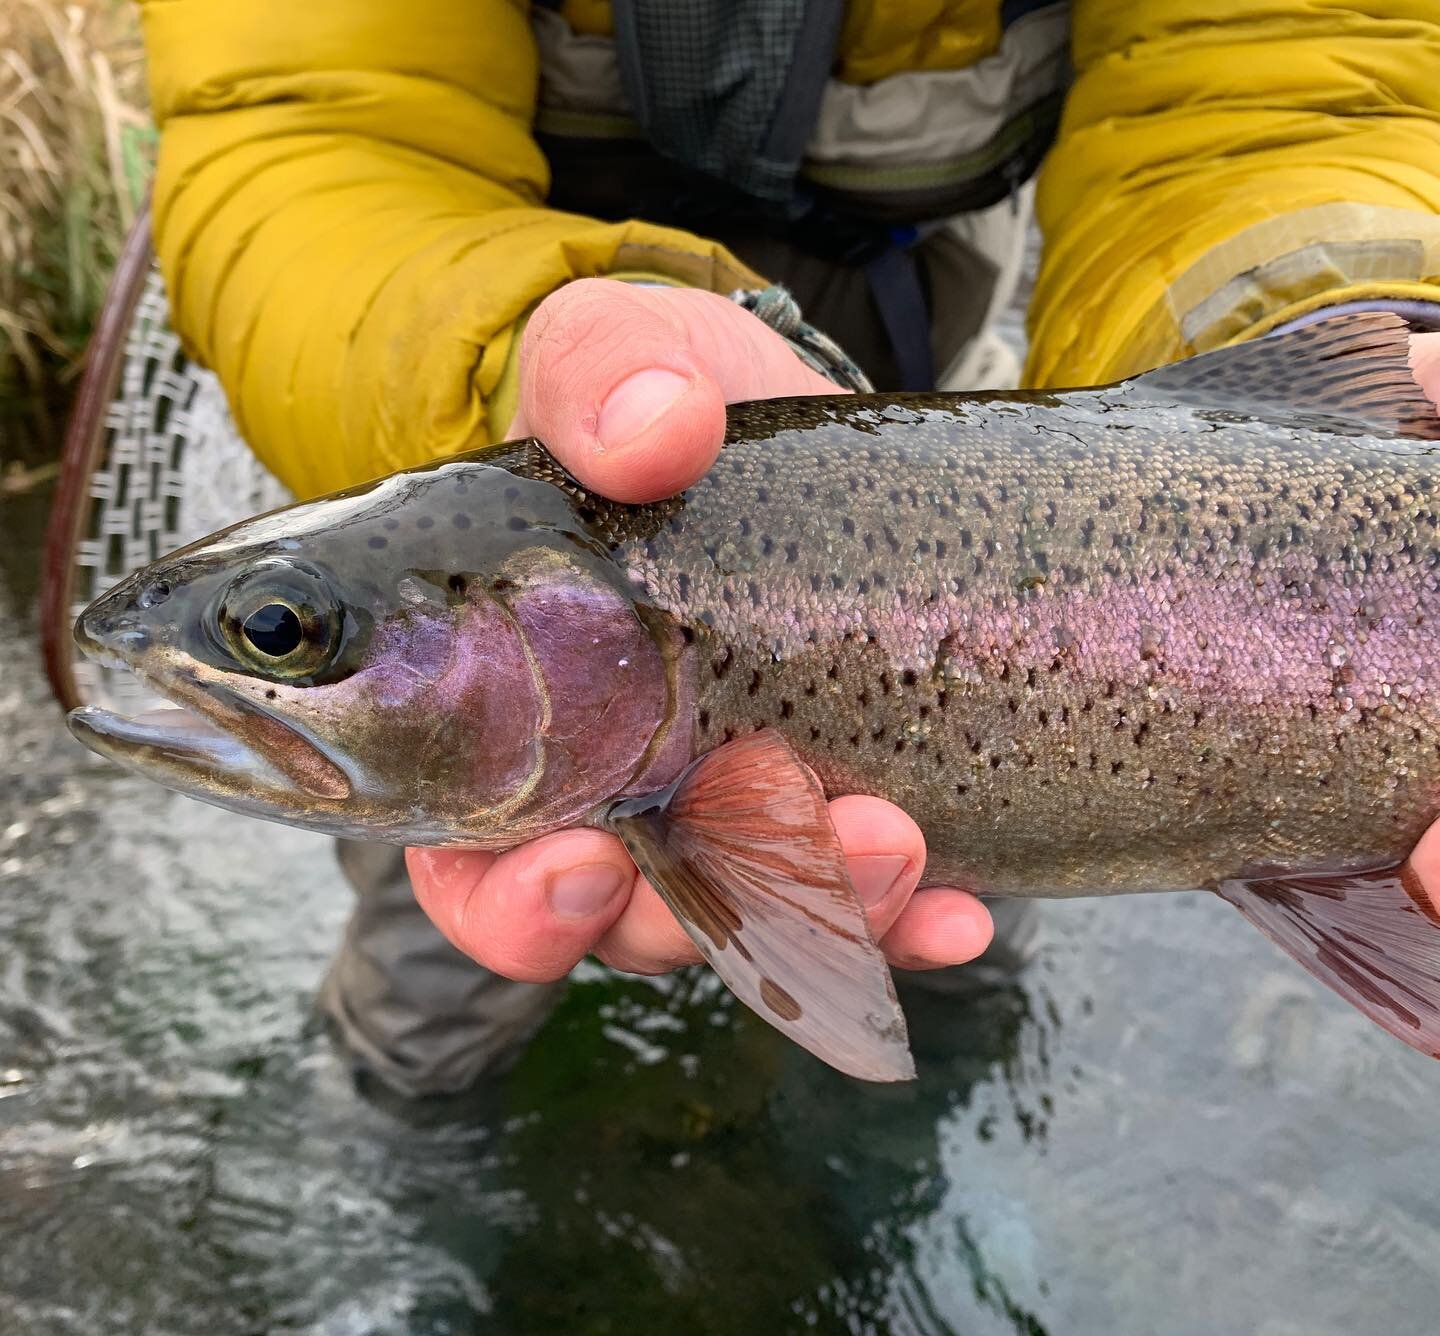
[
  {"left": 1218, "top": 861, "right": 1440, "bottom": 1058},
  {"left": 605, "top": 729, "right": 914, "bottom": 1082}
]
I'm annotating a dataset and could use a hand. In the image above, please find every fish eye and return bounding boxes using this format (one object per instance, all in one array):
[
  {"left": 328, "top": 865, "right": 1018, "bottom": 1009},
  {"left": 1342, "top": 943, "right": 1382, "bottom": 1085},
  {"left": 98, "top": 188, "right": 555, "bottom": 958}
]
[
  {"left": 217, "top": 561, "right": 342, "bottom": 680},
  {"left": 241, "top": 602, "right": 304, "bottom": 658}
]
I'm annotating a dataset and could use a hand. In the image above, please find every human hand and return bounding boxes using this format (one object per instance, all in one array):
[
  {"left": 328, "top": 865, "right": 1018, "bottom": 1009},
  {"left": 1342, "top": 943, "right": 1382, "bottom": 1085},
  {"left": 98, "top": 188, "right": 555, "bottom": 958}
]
[
  {"left": 406, "top": 279, "right": 995, "bottom": 981},
  {"left": 1409, "top": 330, "right": 1440, "bottom": 408},
  {"left": 1406, "top": 331, "right": 1440, "bottom": 913}
]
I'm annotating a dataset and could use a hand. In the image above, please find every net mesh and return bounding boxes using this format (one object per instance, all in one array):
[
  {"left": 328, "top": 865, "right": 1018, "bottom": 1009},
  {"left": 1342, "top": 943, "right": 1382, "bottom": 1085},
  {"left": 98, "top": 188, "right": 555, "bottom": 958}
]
[{"left": 69, "top": 265, "right": 291, "bottom": 713}]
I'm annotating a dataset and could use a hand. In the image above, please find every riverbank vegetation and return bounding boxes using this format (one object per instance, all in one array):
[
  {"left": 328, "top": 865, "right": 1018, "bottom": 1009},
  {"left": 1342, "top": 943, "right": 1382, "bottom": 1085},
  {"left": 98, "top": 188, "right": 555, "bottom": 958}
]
[{"left": 1, "top": 0, "right": 151, "bottom": 478}]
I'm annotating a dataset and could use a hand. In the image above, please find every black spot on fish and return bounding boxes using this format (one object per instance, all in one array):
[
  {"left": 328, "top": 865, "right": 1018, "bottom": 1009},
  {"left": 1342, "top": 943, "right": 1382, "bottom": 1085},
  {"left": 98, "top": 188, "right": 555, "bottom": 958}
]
[
  {"left": 760, "top": 973, "right": 806, "bottom": 1019},
  {"left": 506, "top": 516, "right": 528, "bottom": 531},
  {"left": 384, "top": 518, "right": 400, "bottom": 531},
  {"left": 417, "top": 516, "right": 434, "bottom": 530},
  {"left": 453, "top": 514, "right": 471, "bottom": 529},
  {"left": 368, "top": 536, "right": 388, "bottom": 550}
]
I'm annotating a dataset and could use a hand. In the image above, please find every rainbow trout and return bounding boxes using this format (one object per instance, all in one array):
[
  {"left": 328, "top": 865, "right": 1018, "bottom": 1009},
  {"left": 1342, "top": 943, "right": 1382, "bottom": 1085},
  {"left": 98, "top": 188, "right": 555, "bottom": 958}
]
[{"left": 69, "top": 313, "right": 1440, "bottom": 1080}]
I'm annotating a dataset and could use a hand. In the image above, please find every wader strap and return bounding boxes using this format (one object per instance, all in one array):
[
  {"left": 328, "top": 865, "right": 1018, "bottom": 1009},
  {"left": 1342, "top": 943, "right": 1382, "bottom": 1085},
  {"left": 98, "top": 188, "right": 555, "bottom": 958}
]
[{"left": 864, "top": 240, "right": 936, "bottom": 392}]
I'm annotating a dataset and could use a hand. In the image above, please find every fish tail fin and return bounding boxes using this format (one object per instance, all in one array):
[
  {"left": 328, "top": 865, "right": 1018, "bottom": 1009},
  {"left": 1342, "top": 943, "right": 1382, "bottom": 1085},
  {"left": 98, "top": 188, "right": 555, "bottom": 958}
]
[{"left": 1218, "top": 862, "right": 1440, "bottom": 1058}]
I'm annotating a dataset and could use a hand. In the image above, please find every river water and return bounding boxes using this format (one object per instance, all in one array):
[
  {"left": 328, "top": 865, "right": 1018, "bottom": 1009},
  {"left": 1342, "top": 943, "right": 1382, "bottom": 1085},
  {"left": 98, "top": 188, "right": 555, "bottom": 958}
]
[{"left": 4, "top": 472, "right": 1440, "bottom": 1335}]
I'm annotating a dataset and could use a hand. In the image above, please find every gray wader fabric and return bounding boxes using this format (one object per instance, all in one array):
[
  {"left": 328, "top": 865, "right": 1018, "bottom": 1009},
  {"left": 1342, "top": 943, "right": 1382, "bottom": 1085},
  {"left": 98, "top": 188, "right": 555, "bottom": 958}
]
[
  {"left": 319, "top": 843, "right": 565, "bottom": 1097},
  {"left": 611, "top": 0, "right": 844, "bottom": 205}
]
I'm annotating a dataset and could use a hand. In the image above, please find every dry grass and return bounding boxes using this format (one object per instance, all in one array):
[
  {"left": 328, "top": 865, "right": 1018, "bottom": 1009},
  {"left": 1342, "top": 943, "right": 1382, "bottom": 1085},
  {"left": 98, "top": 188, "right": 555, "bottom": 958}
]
[{"left": 1, "top": 0, "right": 151, "bottom": 458}]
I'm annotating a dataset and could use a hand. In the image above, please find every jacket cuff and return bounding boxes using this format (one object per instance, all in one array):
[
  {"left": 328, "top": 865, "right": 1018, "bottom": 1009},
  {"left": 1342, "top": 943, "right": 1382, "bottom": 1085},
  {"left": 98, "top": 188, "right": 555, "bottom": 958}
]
[{"left": 1029, "top": 204, "right": 1440, "bottom": 388}]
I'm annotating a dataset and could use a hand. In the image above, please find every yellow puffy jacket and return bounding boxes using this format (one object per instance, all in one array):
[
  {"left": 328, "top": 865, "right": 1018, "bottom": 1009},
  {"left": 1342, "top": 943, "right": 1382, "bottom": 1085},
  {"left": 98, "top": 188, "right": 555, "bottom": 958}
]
[{"left": 139, "top": 0, "right": 1440, "bottom": 500}]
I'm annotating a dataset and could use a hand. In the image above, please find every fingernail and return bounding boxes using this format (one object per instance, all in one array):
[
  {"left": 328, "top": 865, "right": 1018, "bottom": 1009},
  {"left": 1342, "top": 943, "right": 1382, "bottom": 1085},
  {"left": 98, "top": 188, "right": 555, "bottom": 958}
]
[
  {"left": 548, "top": 863, "right": 626, "bottom": 920},
  {"left": 848, "top": 855, "right": 911, "bottom": 907},
  {"left": 597, "top": 368, "right": 691, "bottom": 449}
]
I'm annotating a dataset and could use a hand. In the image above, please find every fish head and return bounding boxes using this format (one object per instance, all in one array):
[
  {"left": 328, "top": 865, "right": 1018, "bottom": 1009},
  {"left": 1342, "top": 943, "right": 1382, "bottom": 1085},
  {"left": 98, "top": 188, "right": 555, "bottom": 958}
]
[{"left": 68, "top": 458, "right": 687, "bottom": 846}]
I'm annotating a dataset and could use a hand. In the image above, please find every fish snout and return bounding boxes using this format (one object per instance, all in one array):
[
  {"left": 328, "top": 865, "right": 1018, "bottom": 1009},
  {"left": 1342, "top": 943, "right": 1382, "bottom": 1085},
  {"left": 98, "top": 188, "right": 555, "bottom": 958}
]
[{"left": 75, "top": 599, "right": 154, "bottom": 665}]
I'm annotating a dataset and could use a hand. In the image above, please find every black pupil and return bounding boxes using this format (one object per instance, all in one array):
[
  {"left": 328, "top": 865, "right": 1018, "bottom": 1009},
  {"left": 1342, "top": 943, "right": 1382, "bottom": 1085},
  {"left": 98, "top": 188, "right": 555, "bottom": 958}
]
[{"left": 242, "top": 603, "right": 303, "bottom": 658}]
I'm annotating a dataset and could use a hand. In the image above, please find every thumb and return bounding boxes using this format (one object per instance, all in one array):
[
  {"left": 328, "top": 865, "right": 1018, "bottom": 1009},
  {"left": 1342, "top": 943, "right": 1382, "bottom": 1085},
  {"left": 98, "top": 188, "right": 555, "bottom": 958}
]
[
  {"left": 1410, "top": 330, "right": 1440, "bottom": 412},
  {"left": 510, "top": 278, "right": 837, "bottom": 503}
]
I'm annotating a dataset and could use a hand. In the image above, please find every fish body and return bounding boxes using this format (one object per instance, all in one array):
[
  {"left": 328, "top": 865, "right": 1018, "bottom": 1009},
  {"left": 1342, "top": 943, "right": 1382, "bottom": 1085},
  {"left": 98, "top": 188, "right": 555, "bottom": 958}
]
[
  {"left": 68, "top": 313, "right": 1440, "bottom": 1078},
  {"left": 629, "top": 389, "right": 1440, "bottom": 898}
]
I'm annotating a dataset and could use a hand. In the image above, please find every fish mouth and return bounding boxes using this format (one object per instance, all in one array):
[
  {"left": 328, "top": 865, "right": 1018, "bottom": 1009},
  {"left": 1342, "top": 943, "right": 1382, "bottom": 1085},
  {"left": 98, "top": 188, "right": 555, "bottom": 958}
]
[{"left": 67, "top": 629, "right": 351, "bottom": 811}]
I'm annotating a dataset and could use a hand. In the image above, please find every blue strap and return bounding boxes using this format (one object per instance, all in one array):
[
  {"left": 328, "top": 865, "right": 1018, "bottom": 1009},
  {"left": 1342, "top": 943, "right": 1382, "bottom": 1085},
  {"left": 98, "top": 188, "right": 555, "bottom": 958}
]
[{"left": 863, "top": 237, "right": 935, "bottom": 392}]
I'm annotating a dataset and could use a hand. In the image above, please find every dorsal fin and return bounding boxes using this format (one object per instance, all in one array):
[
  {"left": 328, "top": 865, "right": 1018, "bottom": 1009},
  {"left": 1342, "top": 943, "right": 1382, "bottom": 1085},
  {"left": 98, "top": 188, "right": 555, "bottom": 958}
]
[{"left": 1130, "top": 312, "right": 1440, "bottom": 440}]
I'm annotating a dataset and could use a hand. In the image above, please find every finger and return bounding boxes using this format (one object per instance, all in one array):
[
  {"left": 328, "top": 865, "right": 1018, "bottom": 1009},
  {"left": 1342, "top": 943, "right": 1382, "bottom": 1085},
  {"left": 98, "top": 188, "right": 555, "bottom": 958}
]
[
  {"left": 592, "top": 793, "right": 929, "bottom": 975},
  {"left": 514, "top": 279, "right": 837, "bottom": 503},
  {"left": 1410, "top": 331, "right": 1440, "bottom": 411},
  {"left": 826, "top": 793, "right": 927, "bottom": 936},
  {"left": 655, "top": 286, "right": 842, "bottom": 402},
  {"left": 515, "top": 279, "right": 723, "bottom": 501},
  {"left": 879, "top": 886, "right": 995, "bottom": 970},
  {"left": 406, "top": 830, "right": 638, "bottom": 982},
  {"left": 591, "top": 876, "right": 703, "bottom": 975},
  {"left": 1408, "top": 817, "right": 1440, "bottom": 917}
]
